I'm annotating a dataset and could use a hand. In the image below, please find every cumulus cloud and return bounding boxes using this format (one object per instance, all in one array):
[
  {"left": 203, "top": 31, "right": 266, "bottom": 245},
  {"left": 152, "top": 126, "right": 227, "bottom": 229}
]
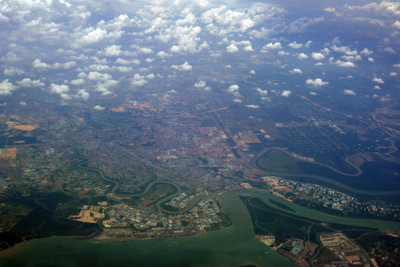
[
  {"left": 77, "top": 89, "right": 90, "bottom": 101},
  {"left": 0, "top": 79, "right": 16, "bottom": 95},
  {"left": 50, "top": 83, "right": 69, "bottom": 94},
  {"left": 306, "top": 78, "right": 329, "bottom": 87},
  {"left": 244, "top": 45, "right": 254, "bottom": 52},
  {"left": 372, "top": 77, "right": 384, "bottom": 84},
  {"left": 226, "top": 43, "right": 239, "bottom": 53},
  {"left": 246, "top": 104, "right": 259, "bottom": 108},
  {"left": 3, "top": 67, "right": 24, "bottom": 75},
  {"left": 33, "top": 58, "right": 51, "bottom": 69},
  {"left": 171, "top": 62, "right": 192, "bottom": 71},
  {"left": 17, "top": 78, "right": 44, "bottom": 87},
  {"left": 103, "top": 45, "right": 122, "bottom": 56},
  {"left": 288, "top": 41, "right": 303, "bottom": 49},
  {"left": 94, "top": 105, "right": 105, "bottom": 110},
  {"left": 71, "top": 79, "right": 85, "bottom": 85},
  {"left": 227, "top": 84, "right": 239, "bottom": 93},
  {"left": 298, "top": 53, "right": 308, "bottom": 59},
  {"left": 291, "top": 68, "right": 302, "bottom": 74},
  {"left": 312, "top": 52, "right": 325, "bottom": 60},
  {"left": 132, "top": 74, "right": 147, "bottom": 86},
  {"left": 393, "top": 21, "right": 400, "bottom": 29},
  {"left": 194, "top": 80, "right": 206, "bottom": 88},
  {"left": 281, "top": 90, "right": 291, "bottom": 97},
  {"left": 343, "top": 89, "right": 356, "bottom": 95},
  {"left": 335, "top": 60, "right": 356, "bottom": 67},
  {"left": 261, "top": 42, "right": 282, "bottom": 52},
  {"left": 389, "top": 72, "right": 397, "bottom": 76},
  {"left": 256, "top": 88, "right": 268, "bottom": 95},
  {"left": 88, "top": 72, "right": 112, "bottom": 81}
]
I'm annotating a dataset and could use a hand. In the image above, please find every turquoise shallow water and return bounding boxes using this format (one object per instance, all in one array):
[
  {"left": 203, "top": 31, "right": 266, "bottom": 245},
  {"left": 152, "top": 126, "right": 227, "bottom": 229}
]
[{"left": 0, "top": 191, "right": 295, "bottom": 267}]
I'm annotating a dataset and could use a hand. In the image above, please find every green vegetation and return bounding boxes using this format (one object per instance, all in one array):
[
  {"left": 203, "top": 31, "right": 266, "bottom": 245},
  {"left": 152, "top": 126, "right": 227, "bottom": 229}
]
[
  {"left": 0, "top": 204, "right": 32, "bottom": 232},
  {"left": 268, "top": 199, "right": 295, "bottom": 212},
  {"left": 241, "top": 196, "right": 379, "bottom": 245},
  {"left": 256, "top": 150, "right": 302, "bottom": 173}
]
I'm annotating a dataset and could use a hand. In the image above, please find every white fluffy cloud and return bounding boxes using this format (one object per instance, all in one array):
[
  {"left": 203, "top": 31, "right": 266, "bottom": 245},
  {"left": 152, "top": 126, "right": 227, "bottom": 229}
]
[
  {"left": 256, "top": 88, "right": 268, "bottom": 96},
  {"left": 281, "top": 90, "right": 291, "bottom": 97},
  {"left": 291, "top": 68, "right": 302, "bottom": 74},
  {"left": 246, "top": 104, "right": 259, "bottom": 108},
  {"left": 103, "top": 45, "right": 122, "bottom": 56},
  {"left": 288, "top": 42, "right": 303, "bottom": 49},
  {"left": 298, "top": 53, "right": 308, "bottom": 59},
  {"left": 194, "top": 80, "right": 206, "bottom": 88},
  {"left": 94, "top": 105, "right": 105, "bottom": 110},
  {"left": 0, "top": 79, "right": 16, "bottom": 95},
  {"left": 227, "top": 84, "right": 239, "bottom": 93},
  {"left": 372, "top": 77, "right": 384, "bottom": 84},
  {"left": 88, "top": 72, "right": 112, "bottom": 81},
  {"left": 132, "top": 74, "right": 147, "bottom": 86},
  {"left": 261, "top": 42, "right": 282, "bottom": 52},
  {"left": 335, "top": 60, "right": 356, "bottom": 67},
  {"left": 33, "top": 59, "right": 51, "bottom": 69},
  {"left": 312, "top": 52, "right": 325, "bottom": 60},
  {"left": 171, "top": 62, "right": 192, "bottom": 71},
  {"left": 343, "top": 89, "right": 356, "bottom": 95},
  {"left": 226, "top": 43, "right": 239, "bottom": 53},
  {"left": 17, "top": 78, "right": 44, "bottom": 87},
  {"left": 50, "top": 83, "right": 69, "bottom": 94},
  {"left": 3, "top": 67, "right": 24, "bottom": 75},
  {"left": 306, "top": 78, "right": 329, "bottom": 87}
]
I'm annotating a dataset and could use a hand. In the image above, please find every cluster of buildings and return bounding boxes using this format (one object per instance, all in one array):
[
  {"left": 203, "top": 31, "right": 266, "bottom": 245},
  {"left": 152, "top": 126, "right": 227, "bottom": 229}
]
[
  {"left": 262, "top": 176, "right": 400, "bottom": 220},
  {"left": 95, "top": 197, "right": 225, "bottom": 239}
]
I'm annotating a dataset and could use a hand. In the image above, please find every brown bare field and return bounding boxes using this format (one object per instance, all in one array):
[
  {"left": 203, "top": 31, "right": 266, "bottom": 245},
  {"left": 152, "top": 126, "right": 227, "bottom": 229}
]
[
  {"left": 6, "top": 121, "right": 37, "bottom": 131},
  {"left": 0, "top": 147, "right": 17, "bottom": 160}
]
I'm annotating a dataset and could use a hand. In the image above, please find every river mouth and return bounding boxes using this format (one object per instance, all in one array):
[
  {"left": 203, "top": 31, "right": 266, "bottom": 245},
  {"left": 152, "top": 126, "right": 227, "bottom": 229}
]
[{"left": 0, "top": 190, "right": 295, "bottom": 267}]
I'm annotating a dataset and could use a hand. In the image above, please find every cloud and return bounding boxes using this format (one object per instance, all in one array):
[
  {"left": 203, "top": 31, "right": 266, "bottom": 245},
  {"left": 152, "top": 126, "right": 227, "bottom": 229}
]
[
  {"left": 360, "top": 48, "right": 373, "bottom": 56},
  {"left": 17, "top": 78, "right": 44, "bottom": 87},
  {"left": 137, "top": 47, "right": 154, "bottom": 54},
  {"left": 73, "top": 27, "right": 108, "bottom": 47},
  {"left": 256, "top": 88, "right": 268, "bottom": 96},
  {"left": 288, "top": 42, "right": 303, "bottom": 49},
  {"left": 3, "top": 67, "right": 24, "bottom": 75},
  {"left": 32, "top": 58, "right": 51, "bottom": 69},
  {"left": 261, "top": 42, "right": 282, "bottom": 52},
  {"left": 103, "top": 45, "right": 122, "bottom": 56},
  {"left": 233, "top": 98, "right": 242, "bottom": 103},
  {"left": 71, "top": 79, "right": 85, "bottom": 86},
  {"left": 194, "top": 80, "right": 206, "bottom": 88},
  {"left": 244, "top": 45, "right": 254, "bottom": 52},
  {"left": 372, "top": 77, "right": 384, "bottom": 84},
  {"left": 298, "top": 53, "right": 308, "bottom": 59},
  {"left": 246, "top": 104, "right": 259, "bottom": 108},
  {"left": 50, "top": 83, "right": 69, "bottom": 94},
  {"left": 226, "top": 43, "right": 239, "bottom": 53},
  {"left": 343, "top": 89, "right": 356, "bottom": 95},
  {"left": 288, "top": 17, "right": 324, "bottom": 33},
  {"left": 389, "top": 72, "right": 397, "bottom": 76},
  {"left": 227, "top": 84, "right": 239, "bottom": 92},
  {"left": 76, "top": 89, "right": 90, "bottom": 101},
  {"left": 393, "top": 21, "right": 400, "bottom": 29},
  {"left": 88, "top": 72, "right": 112, "bottom": 81},
  {"left": 60, "top": 93, "right": 72, "bottom": 100},
  {"left": 0, "top": 79, "right": 16, "bottom": 95},
  {"left": 132, "top": 73, "right": 147, "bottom": 86},
  {"left": 291, "top": 68, "right": 302, "bottom": 74},
  {"left": 345, "top": 2, "right": 400, "bottom": 16},
  {"left": 306, "top": 78, "right": 329, "bottom": 87},
  {"left": 171, "top": 62, "right": 192, "bottom": 71},
  {"left": 94, "top": 105, "right": 105, "bottom": 111},
  {"left": 312, "top": 52, "right": 325, "bottom": 60},
  {"left": 335, "top": 60, "right": 356, "bottom": 67},
  {"left": 281, "top": 90, "right": 291, "bottom": 97}
]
